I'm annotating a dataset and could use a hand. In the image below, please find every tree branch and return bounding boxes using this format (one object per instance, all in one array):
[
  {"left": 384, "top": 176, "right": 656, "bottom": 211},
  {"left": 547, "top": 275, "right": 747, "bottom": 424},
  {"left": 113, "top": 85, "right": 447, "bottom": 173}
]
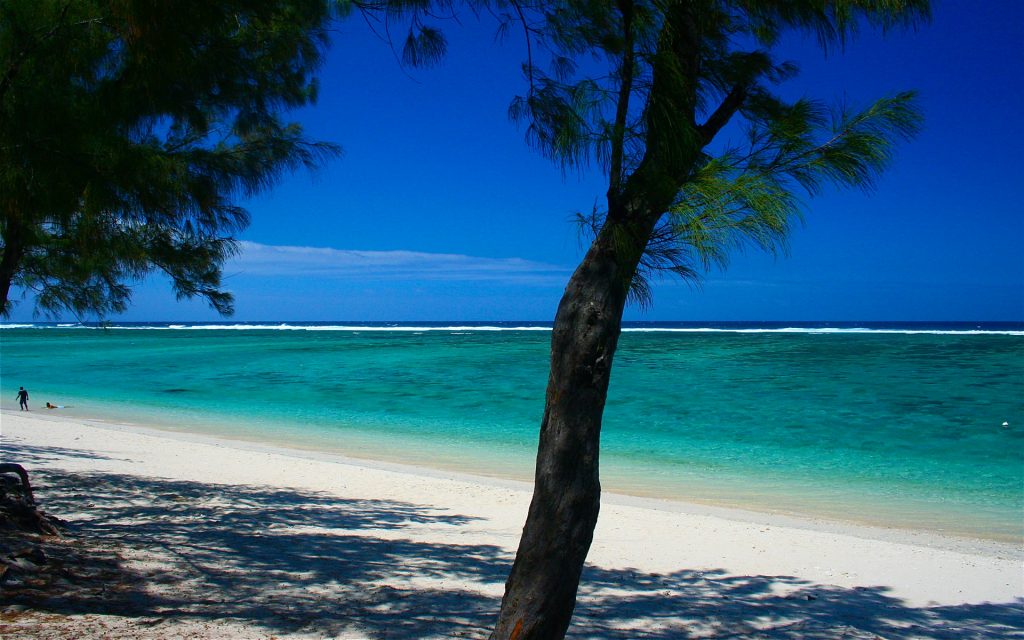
[
  {"left": 0, "top": 3, "right": 73, "bottom": 103},
  {"left": 621, "top": 2, "right": 702, "bottom": 223},
  {"left": 697, "top": 83, "right": 748, "bottom": 147},
  {"left": 510, "top": 0, "right": 535, "bottom": 96},
  {"left": 607, "top": 0, "right": 635, "bottom": 200}
]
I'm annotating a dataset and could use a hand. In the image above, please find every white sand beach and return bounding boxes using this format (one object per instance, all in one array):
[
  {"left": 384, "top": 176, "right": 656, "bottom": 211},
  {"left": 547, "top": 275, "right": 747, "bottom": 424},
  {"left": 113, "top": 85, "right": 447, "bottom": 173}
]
[{"left": 1, "top": 409, "right": 1021, "bottom": 639}]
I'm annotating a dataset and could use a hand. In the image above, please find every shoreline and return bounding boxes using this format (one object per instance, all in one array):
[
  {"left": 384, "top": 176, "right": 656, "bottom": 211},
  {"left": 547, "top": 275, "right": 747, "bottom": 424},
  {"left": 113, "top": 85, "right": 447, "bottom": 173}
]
[
  {"left": 4, "top": 407, "right": 1021, "bottom": 560},
  {"left": 5, "top": 408, "right": 1022, "bottom": 563},
  {"left": 2, "top": 409, "right": 1022, "bottom": 638},
  {"left": 7, "top": 398, "right": 1023, "bottom": 549}
]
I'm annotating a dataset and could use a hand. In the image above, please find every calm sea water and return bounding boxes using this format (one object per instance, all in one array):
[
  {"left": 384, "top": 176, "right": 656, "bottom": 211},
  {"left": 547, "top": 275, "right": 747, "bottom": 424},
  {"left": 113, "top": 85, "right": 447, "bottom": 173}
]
[{"left": 2, "top": 321, "right": 1022, "bottom": 542}]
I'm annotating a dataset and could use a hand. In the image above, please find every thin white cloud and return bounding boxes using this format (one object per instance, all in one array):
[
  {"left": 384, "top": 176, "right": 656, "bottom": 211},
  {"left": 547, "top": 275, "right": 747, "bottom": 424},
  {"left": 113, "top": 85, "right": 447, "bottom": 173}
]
[{"left": 230, "top": 241, "right": 571, "bottom": 284}]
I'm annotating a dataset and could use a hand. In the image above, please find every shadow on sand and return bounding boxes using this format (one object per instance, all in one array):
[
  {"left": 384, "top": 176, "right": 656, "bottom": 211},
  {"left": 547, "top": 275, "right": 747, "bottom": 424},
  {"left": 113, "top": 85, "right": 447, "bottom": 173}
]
[{"left": 2, "top": 441, "right": 1021, "bottom": 639}]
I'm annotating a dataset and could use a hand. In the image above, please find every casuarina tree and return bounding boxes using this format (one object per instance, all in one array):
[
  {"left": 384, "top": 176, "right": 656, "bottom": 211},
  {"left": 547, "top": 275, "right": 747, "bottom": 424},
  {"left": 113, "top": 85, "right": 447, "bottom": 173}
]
[
  {"left": 0, "top": 0, "right": 338, "bottom": 318},
  {"left": 381, "top": 0, "right": 929, "bottom": 637},
  {"left": 4, "top": 0, "right": 932, "bottom": 636}
]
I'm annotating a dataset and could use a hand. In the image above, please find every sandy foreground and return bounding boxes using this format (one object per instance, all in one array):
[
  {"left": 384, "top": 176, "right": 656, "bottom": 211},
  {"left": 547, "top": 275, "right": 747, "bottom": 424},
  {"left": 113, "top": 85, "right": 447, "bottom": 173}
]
[{"left": 0, "top": 410, "right": 1021, "bottom": 639}]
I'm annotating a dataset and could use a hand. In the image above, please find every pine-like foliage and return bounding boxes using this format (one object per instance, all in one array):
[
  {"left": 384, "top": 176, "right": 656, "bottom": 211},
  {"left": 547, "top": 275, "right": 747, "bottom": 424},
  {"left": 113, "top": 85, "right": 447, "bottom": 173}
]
[
  {"left": 507, "top": 0, "right": 927, "bottom": 303},
  {"left": 385, "top": 0, "right": 927, "bottom": 305},
  {"left": 0, "top": 0, "right": 339, "bottom": 318}
]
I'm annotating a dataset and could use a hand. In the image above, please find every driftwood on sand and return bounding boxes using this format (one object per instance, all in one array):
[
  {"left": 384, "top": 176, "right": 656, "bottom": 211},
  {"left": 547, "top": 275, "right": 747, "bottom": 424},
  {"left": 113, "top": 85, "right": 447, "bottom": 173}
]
[
  {"left": 1, "top": 462, "right": 65, "bottom": 588},
  {"left": 0, "top": 463, "right": 60, "bottom": 535}
]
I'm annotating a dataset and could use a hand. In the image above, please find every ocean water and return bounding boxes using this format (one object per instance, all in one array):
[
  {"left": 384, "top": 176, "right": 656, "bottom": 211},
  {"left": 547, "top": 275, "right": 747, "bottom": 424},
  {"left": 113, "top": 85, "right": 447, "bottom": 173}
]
[{"left": 2, "top": 321, "right": 1022, "bottom": 542}]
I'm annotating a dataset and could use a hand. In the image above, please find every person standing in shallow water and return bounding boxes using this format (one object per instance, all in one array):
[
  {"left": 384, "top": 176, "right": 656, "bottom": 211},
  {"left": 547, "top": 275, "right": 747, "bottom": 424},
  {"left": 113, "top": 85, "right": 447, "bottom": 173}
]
[{"left": 16, "top": 387, "right": 29, "bottom": 410}]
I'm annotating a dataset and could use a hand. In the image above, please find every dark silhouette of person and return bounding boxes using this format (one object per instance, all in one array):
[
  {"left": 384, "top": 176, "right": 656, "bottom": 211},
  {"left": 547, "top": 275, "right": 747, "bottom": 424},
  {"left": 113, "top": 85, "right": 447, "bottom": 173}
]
[{"left": 17, "top": 386, "right": 29, "bottom": 411}]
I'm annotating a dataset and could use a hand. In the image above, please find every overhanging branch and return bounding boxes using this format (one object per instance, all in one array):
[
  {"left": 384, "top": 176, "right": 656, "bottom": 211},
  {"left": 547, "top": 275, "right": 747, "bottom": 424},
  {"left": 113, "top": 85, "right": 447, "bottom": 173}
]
[
  {"left": 608, "top": 0, "right": 635, "bottom": 199},
  {"left": 697, "top": 83, "right": 748, "bottom": 147}
]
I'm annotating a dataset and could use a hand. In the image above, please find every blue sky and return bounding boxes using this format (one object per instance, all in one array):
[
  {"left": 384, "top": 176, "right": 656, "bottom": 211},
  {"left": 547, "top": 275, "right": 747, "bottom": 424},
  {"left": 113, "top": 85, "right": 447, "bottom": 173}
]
[{"left": 11, "top": 2, "right": 1024, "bottom": 321}]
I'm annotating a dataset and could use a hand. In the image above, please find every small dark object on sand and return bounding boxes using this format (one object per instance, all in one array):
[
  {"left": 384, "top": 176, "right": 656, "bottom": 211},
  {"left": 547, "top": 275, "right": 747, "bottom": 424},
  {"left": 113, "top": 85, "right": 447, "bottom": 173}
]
[{"left": 0, "top": 464, "right": 62, "bottom": 536}]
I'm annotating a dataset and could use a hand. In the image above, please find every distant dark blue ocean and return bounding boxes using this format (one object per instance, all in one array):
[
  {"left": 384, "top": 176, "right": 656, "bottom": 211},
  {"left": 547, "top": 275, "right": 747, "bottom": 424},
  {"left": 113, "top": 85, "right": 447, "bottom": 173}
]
[{"left": 2, "top": 321, "right": 1022, "bottom": 541}]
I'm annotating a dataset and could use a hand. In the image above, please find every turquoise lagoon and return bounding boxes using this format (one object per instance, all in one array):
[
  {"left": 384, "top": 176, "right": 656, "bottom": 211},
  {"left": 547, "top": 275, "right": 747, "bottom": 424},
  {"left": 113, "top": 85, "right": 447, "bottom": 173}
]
[{"left": 2, "top": 322, "right": 1022, "bottom": 542}]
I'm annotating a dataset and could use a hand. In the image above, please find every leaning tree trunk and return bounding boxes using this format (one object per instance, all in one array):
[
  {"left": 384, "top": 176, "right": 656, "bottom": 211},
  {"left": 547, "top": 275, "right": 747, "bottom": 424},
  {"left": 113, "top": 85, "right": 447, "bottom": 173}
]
[
  {"left": 490, "top": 218, "right": 650, "bottom": 640},
  {"left": 491, "top": 3, "right": 705, "bottom": 635}
]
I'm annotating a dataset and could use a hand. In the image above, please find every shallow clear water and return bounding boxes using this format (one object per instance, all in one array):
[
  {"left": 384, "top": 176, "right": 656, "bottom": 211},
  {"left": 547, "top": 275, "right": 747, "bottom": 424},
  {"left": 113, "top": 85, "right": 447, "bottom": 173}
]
[{"left": 2, "top": 322, "right": 1022, "bottom": 541}]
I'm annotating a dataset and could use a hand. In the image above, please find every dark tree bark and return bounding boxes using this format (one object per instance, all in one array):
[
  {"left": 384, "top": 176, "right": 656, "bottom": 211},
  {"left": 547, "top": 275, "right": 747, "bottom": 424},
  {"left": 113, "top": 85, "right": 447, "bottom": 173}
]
[
  {"left": 491, "top": 7, "right": 705, "bottom": 638},
  {"left": 490, "top": 215, "right": 655, "bottom": 640}
]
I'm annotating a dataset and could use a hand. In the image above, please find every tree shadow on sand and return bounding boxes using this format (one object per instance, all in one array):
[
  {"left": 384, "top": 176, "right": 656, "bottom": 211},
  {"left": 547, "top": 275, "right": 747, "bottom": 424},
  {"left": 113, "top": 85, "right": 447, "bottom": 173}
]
[
  {"left": 2, "top": 442, "right": 1022, "bottom": 639},
  {"left": 573, "top": 567, "right": 1024, "bottom": 639}
]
